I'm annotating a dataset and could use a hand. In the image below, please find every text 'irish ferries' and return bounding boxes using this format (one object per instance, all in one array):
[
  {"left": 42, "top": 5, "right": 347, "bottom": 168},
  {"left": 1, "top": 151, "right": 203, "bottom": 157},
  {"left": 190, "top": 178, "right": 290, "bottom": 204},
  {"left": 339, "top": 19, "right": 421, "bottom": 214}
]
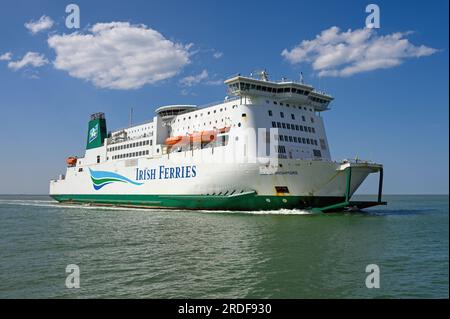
[{"left": 136, "top": 165, "right": 197, "bottom": 181}]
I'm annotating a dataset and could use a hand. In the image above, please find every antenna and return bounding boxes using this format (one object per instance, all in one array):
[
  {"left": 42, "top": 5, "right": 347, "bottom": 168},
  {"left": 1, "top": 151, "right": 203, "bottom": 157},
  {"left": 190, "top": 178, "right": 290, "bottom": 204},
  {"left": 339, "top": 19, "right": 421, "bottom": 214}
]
[
  {"left": 252, "top": 69, "right": 269, "bottom": 81},
  {"left": 129, "top": 107, "right": 133, "bottom": 127},
  {"left": 300, "top": 72, "right": 304, "bottom": 84}
]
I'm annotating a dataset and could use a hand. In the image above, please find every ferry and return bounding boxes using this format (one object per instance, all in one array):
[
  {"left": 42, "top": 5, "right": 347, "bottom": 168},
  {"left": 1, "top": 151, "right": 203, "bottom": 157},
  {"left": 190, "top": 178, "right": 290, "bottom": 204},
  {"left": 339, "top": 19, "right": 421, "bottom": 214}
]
[{"left": 50, "top": 71, "right": 386, "bottom": 212}]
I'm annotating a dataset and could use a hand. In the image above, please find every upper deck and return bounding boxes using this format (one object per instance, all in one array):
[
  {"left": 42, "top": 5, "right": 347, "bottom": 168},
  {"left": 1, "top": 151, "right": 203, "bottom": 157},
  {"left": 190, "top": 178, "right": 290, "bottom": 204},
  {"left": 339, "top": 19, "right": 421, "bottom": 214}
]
[{"left": 225, "top": 73, "right": 333, "bottom": 111}]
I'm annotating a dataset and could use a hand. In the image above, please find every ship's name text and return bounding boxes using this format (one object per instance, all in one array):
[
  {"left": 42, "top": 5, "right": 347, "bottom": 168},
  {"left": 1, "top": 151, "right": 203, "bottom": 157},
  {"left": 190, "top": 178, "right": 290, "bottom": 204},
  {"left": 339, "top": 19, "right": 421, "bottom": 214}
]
[{"left": 135, "top": 165, "right": 197, "bottom": 181}]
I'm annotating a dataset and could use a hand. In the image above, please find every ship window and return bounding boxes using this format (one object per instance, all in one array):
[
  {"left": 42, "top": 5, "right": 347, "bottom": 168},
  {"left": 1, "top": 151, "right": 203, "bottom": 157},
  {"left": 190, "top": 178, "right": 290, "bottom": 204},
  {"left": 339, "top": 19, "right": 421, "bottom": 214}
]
[
  {"left": 242, "top": 113, "right": 246, "bottom": 117},
  {"left": 282, "top": 123, "right": 286, "bottom": 129},
  {"left": 280, "top": 102, "right": 283, "bottom": 106},
  {"left": 97, "top": 156, "right": 100, "bottom": 163},
  {"left": 238, "top": 123, "right": 241, "bottom": 127},
  {"left": 313, "top": 150, "right": 322, "bottom": 157},
  {"left": 291, "top": 114, "right": 295, "bottom": 120},
  {"left": 308, "top": 127, "right": 312, "bottom": 133},
  {"left": 273, "top": 101, "right": 278, "bottom": 105},
  {"left": 294, "top": 137, "right": 298, "bottom": 143},
  {"left": 78, "top": 168, "right": 83, "bottom": 172},
  {"left": 277, "top": 122, "right": 281, "bottom": 128},
  {"left": 280, "top": 135, "right": 284, "bottom": 141},
  {"left": 280, "top": 112, "right": 284, "bottom": 118},
  {"left": 302, "top": 138, "right": 306, "bottom": 143},
  {"left": 286, "top": 123, "right": 291, "bottom": 129},
  {"left": 295, "top": 125, "right": 299, "bottom": 130},
  {"left": 302, "top": 116, "right": 306, "bottom": 121},
  {"left": 268, "top": 110, "right": 273, "bottom": 116},
  {"left": 289, "top": 136, "right": 293, "bottom": 142},
  {"left": 266, "top": 100, "right": 270, "bottom": 104},
  {"left": 312, "top": 127, "right": 315, "bottom": 133},
  {"left": 307, "top": 139, "right": 311, "bottom": 144},
  {"left": 311, "top": 117, "right": 314, "bottom": 123},
  {"left": 272, "top": 121, "right": 276, "bottom": 128},
  {"left": 277, "top": 146, "right": 286, "bottom": 154}
]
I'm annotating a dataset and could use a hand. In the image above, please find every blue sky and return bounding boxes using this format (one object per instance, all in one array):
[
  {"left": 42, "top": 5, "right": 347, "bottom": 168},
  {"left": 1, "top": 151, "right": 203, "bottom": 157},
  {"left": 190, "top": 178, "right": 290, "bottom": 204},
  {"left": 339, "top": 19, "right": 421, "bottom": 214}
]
[{"left": 0, "top": 0, "right": 448, "bottom": 194}]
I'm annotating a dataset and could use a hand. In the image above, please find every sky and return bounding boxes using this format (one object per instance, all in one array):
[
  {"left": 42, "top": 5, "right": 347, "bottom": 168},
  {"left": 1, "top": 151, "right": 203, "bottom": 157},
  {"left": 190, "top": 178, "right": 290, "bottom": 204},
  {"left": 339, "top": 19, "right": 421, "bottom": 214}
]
[{"left": 0, "top": 0, "right": 448, "bottom": 194}]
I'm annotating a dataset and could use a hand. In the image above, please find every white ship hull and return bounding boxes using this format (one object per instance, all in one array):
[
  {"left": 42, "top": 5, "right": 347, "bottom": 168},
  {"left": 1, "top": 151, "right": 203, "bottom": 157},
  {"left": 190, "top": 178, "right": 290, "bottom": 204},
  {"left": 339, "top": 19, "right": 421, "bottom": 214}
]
[{"left": 50, "top": 150, "right": 382, "bottom": 211}]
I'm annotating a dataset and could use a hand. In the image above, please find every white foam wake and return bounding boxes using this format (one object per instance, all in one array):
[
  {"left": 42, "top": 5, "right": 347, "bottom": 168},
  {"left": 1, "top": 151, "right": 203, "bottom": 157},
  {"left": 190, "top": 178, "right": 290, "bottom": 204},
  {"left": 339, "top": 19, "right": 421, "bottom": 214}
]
[{"left": 0, "top": 199, "right": 316, "bottom": 215}]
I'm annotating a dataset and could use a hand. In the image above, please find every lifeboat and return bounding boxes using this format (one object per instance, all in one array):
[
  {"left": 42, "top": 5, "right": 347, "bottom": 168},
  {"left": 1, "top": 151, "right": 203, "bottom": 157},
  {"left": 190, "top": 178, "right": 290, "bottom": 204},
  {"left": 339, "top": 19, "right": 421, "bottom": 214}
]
[
  {"left": 66, "top": 157, "right": 77, "bottom": 167},
  {"left": 165, "top": 136, "right": 189, "bottom": 146},
  {"left": 191, "top": 130, "right": 216, "bottom": 143}
]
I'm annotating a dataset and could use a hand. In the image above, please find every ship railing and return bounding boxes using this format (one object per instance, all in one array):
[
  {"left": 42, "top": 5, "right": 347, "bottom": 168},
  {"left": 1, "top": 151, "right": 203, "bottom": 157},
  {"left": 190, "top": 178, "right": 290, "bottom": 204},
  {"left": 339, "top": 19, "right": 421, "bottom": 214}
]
[
  {"left": 195, "top": 96, "right": 240, "bottom": 109},
  {"left": 106, "top": 133, "right": 153, "bottom": 146},
  {"left": 341, "top": 158, "right": 375, "bottom": 165}
]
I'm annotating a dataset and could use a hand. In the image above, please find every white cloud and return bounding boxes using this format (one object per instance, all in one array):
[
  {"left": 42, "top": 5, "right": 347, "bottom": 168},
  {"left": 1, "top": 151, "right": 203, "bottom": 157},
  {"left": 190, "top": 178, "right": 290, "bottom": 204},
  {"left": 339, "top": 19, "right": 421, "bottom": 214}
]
[
  {"left": 213, "top": 51, "right": 223, "bottom": 59},
  {"left": 205, "top": 79, "right": 223, "bottom": 86},
  {"left": 282, "top": 26, "right": 438, "bottom": 77},
  {"left": 180, "top": 69, "right": 209, "bottom": 86},
  {"left": 0, "top": 52, "right": 12, "bottom": 61},
  {"left": 8, "top": 52, "right": 49, "bottom": 70},
  {"left": 47, "top": 22, "right": 191, "bottom": 90},
  {"left": 179, "top": 69, "right": 223, "bottom": 87},
  {"left": 25, "top": 15, "right": 54, "bottom": 34}
]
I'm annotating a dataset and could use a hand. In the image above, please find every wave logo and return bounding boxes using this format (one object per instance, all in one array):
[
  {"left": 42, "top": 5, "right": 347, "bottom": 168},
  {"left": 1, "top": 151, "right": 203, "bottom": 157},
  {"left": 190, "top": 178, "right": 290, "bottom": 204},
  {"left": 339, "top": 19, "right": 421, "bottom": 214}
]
[{"left": 89, "top": 169, "right": 143, "bottom": 190}]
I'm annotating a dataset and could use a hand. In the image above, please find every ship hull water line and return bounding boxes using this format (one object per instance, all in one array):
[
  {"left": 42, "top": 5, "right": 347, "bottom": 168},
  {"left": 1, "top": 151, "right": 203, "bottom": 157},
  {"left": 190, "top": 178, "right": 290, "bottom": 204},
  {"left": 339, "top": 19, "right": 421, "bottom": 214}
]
[{"left": 50, "top": 72, "right": 386, "bottom": 213}]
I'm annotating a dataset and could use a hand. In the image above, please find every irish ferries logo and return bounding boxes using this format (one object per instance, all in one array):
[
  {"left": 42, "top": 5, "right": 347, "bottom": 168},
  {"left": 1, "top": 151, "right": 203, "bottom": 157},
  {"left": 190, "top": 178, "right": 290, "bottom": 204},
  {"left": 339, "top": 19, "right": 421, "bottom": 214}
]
[
  {"left": 88, "top": 124, "right": 99, "bottom": 144},
  {"left": 89, "top": 169, "right": 143, "bottom": 190}
]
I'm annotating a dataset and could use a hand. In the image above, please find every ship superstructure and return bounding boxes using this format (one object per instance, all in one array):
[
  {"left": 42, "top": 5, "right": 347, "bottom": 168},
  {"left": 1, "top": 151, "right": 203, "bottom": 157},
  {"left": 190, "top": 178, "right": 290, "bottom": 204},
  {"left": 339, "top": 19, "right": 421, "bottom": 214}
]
[{"left": 50, "top": 71, "right": 385, "bottom": 212}]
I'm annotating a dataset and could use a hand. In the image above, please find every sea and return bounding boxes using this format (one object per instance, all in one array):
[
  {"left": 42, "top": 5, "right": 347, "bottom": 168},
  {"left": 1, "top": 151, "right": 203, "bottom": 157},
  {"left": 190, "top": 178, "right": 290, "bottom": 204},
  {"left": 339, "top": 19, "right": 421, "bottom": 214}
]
[{"left": 0, "top": 195, "right": 448, "bottom": 299}]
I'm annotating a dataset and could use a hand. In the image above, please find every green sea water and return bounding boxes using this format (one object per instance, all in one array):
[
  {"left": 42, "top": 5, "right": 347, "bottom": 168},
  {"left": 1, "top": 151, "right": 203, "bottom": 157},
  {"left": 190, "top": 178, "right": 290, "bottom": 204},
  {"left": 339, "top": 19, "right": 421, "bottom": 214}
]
[{"left": 0, "top": 195, "right": 448, "bottom": 298}]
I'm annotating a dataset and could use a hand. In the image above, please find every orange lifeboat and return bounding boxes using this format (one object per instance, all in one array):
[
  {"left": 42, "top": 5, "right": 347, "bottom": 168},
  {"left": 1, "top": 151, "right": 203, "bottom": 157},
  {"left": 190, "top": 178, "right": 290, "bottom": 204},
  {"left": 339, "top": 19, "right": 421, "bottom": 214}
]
[
  {"left": 165, "top": 136, "right": 189, "bottom": 146},
  {"left": 66, "top": 157, "right": 77, "bottom": 167},
  {"left": 191, "top": 130, "right": 216, "bottom": 143}
]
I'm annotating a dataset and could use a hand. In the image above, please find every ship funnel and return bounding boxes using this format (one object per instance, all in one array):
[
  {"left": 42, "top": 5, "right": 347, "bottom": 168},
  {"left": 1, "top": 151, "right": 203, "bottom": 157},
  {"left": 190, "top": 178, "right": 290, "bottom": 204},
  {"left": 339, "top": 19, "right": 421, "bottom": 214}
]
[{"left": 86, "top": 112, "right": 107, "bottom": 150}]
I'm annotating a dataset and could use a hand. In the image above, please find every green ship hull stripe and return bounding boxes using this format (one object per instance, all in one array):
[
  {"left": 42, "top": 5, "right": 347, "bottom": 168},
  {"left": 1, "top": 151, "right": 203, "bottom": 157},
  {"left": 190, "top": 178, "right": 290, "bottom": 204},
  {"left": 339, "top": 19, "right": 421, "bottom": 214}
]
[{"left": 50, "top": 193, "right": 347, "bottom": 211}]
